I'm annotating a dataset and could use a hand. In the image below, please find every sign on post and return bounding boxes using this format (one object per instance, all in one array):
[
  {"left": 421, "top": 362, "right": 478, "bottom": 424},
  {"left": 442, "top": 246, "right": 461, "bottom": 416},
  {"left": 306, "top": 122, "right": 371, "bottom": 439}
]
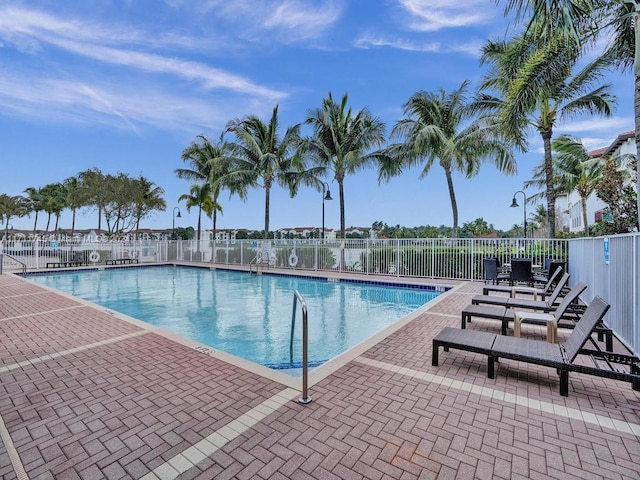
[{"left": 604, "top": 237, "right": 610, "bottom": 265}]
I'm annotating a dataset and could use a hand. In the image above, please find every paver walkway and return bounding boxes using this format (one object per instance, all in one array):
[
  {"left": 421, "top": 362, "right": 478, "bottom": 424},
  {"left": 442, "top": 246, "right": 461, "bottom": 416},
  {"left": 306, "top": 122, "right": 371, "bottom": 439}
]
[{"left": 0, "top": 270, "right": 639, "bottom": 479}]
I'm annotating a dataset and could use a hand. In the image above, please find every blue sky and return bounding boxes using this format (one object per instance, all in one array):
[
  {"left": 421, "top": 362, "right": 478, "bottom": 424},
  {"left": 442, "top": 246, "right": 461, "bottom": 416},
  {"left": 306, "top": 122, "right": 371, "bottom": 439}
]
[{"left": 0, "top": 0, "right": 634, "bottom": 233}]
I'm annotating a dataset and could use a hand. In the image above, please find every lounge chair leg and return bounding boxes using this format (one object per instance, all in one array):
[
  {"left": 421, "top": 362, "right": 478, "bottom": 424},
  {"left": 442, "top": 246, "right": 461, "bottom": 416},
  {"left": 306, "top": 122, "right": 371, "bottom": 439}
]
[
  {"left": 633, "top": 379, "right": 640, "bottom": 392},
  {"left": 560, "top": 370, "right": 569, "bottom": 397},
  {"left": 432, "top": 344, "right": 439, "bottom": 366},
  {"left": 488, "top": 356, "right": 495, "bottom": 379}
]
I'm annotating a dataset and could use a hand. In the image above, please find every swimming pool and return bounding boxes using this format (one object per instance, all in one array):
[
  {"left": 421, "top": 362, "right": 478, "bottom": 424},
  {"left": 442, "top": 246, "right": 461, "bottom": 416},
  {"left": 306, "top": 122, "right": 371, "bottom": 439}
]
[{"left": 30, "top": 266, "right": 442, "bottom": 371}]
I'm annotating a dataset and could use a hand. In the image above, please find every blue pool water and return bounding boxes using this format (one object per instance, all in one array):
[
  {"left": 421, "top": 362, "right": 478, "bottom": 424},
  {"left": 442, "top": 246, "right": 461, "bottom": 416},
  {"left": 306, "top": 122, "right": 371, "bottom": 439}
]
[{"left": 30, "top": 266, "right": 442, "bottom": 370}]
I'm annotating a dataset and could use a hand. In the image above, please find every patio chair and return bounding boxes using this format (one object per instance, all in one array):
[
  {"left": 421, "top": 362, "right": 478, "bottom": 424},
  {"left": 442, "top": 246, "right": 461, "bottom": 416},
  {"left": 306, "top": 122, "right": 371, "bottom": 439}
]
[
  {"left": 471, "top": 272, "right": 570, "bottom": 311},
  {"left": 532, "top": 259, "right": 565, "bottom": 285},
  {"left": 482, "top": 266, "right": 563, "bottom": 300},
  {"left": 509, "top": 258, "right": 533, "bottom": 286},
  {"left": 483, "top": 258, "right": 510, "bottom": 285},
  {"left": 434, "top": 296, "right": 639, "bottom": 396},
  {"left": 462, "top": 281, "right": 586, "bottom": 337}
]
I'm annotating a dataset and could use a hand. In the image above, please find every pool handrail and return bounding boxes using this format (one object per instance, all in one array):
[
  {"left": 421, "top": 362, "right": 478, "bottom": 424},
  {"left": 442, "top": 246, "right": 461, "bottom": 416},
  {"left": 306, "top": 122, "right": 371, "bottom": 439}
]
[{"left": 290, "top": 289, "right": 311, "bottom": 404}]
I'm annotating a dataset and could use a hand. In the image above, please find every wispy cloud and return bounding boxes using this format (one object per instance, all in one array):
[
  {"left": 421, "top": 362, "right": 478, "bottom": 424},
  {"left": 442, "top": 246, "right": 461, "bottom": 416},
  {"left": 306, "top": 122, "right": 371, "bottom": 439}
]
[
  {"left": 200, "top": 0, "right": 341, "bottom": 42},
  {"left": 398, "top": 0, "right": 495, "bottom": 32},
  {"left": 0, "top": 70, "right": 259, "bottom": 133},
  {"left": 559, "top": 117, "right": 633, "bottom": 135},
  {"left": 0, "top": 5, "right": 284, "bottom": 99},
  {"left": 354, "top": 34, "right": 484, "bottom": 57}
]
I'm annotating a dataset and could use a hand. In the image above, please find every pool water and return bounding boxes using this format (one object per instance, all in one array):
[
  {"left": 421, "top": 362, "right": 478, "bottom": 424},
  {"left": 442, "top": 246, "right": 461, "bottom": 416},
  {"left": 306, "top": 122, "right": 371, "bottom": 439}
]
[{"left": 30, "top": 266, "right": 441, "bottom": 370}]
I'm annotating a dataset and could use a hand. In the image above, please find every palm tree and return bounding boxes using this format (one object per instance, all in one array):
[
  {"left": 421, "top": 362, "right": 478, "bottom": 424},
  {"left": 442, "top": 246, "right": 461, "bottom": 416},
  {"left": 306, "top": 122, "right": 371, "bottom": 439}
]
[
  {"left": 0, "top": 194, "right": 27, "bottom": 239},
  {"left": 552, "top": 134, "right": 604, "bottom": 235},
  {"left": 225, "top": 106, "right": 301, "bottom": 239},
  {"left": 381, "top": 82, "right": 517, "bottom": 238},
  {"left": 132, "top": 176, "right": 166, "bottom": 232},
  {"left": 499, "top": 0, "right": 640, "bottom": 227},
  {"left": 304, "top": 93, "right": 386, "bottom": 239},
  {"left": 63, "top": 176, "right": 84, "bottom": 237},
  {"left": 478, "top": 28, "right": 615, "bottom": 237},
  {"left": 178, "top": 134, "right": 243, "bottom": 242},
  {"left": 39, "top": 183, "right": 66, "bottom": 232},
  {"left": 24, "top": 187, "right": 43, "bottom": 234},
  {"left": 178, "top": 184, "right": 213, "bottom": 246}
]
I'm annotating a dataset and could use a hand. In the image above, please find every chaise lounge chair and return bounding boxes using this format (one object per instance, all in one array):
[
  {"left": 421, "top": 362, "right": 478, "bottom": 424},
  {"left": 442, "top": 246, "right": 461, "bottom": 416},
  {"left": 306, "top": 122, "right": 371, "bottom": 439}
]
[
  {"left": 461, "top": 282, "right": 587, "bottom": 336},
  {"left": 433, "top": 296, "right": 640, "bottom": 396},
  {"left": 471, "top": 272, "right": 570, "bottom": 312},
  {"left": 482, "top": 266, "right": 563, "bottom": 300}
]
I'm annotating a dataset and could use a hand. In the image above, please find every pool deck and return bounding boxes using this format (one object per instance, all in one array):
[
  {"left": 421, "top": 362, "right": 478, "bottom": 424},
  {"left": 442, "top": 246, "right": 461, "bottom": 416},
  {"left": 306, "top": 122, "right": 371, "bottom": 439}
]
[{"left": 0, "top": 266, "right": 639, "bottom": 479}]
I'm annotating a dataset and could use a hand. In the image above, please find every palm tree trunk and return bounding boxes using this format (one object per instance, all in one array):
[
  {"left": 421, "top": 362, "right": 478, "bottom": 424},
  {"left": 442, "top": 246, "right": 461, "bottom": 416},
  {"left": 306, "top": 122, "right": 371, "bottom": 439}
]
[
  {"left": 264, "top": 186, "right": 270, "bottom": 239},
  {"left": 32, "top": 211, "right": 38, "bottom": 234},
  {"left": 443, "top": 165, "right": 459, "bottom": 238},
  {"left": 71, "top": 209, "right": 76, "bottom": 237},
  {"left": 581, "top": 195, "right": 589, "bottom": 236},
  {"left": 542, "top": 129, "right": 556, "bottom": 238},
  {"left": 339, "top": 180, "right": 345, "bottom": 239},
  {"left": 45, "top": 213, "right": 51, "bottom": 232},
  {"left": 196, "top": 205, "right": 202, "bottom": 254}
]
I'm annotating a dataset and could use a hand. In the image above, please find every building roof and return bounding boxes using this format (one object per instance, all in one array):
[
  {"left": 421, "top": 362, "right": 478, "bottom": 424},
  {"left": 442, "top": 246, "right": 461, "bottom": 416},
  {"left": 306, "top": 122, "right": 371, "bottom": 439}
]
[{"left": 589, "top": 130, "right": 635, "bottom": 158}]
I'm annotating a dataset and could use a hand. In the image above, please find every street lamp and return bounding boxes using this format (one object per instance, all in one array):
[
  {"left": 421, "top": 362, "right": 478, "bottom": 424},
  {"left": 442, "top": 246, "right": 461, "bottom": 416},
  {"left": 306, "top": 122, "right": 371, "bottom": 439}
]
[
  {"left": 510, "top": 190, "right": 527, "bottom": 238},
  {"left": 321, "top": 182, "right": 332, "bottom": 240},
  {"left": 172, "top": 207, "right": 181, "bottom": 240}
]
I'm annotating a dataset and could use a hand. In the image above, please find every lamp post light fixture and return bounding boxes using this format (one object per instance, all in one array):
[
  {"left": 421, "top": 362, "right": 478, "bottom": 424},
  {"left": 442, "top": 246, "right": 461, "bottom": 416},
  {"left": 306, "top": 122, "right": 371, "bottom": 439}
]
[
  {"left": 321, "top": 182, "right": 332, "bottom": 240},
  {"left": 510, "top": 190, "right": 527, "bottom": 239},
  {"left": 172, "top": 207, "right": 181, "bottom": 240}
]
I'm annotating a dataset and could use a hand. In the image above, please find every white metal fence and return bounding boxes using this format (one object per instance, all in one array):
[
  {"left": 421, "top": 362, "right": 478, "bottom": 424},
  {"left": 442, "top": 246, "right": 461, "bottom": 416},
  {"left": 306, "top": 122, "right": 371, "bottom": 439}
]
[
  {"left": 0, "top": 236, "right": 569, "bottom": 280},
  {"left": 569, "top": 233, "right": 639, "bottom": 356}
]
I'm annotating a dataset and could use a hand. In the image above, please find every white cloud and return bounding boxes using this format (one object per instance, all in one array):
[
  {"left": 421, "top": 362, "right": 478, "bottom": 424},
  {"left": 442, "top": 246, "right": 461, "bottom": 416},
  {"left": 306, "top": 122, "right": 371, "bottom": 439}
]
[
  {"left": 354, "top": 34, "right": 484, "bottom": 57},
  {"left": 0, "top": 5, "right": 285, "bottom": 101},
  {"left": 558, "top": 117, "right": 633, "bottom": 135},
  {"left": 397, "top": 0, "right": 496, "bottom": 32},
  {"left": 0, "top": 71, "right": 267, "bottom": 133},
  {"left": 200, "top": 0, "right": 341, "bottom": 41}
]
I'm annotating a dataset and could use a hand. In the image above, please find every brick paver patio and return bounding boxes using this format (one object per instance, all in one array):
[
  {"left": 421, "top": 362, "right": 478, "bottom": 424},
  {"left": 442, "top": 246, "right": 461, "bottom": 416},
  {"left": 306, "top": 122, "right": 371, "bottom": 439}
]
[{"left": 0, "top": 269, "right": 638, "bottom": 479}]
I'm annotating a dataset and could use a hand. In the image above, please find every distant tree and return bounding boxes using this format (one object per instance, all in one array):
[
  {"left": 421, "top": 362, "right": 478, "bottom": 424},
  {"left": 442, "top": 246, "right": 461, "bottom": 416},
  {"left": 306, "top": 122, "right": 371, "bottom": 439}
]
[
  {"left": 460, "top": 218, "right": 495, "bottom": 238},
  {"left": 595, "top": 157, "right": 639, "bottom": 233},
  {"left": 0, "top": 194, "right": 28, "bottom": 238},
  {"left": 132, "top": 176, "right": 166, "bottom": 232},
  {"left": 39, "top": 183, "right": 66, "bottom": 232},
  {"left": 63, "top": 176, "right": 84, "bottom": 237},
  {"left": 552, "top": 135, "right": 604, "bottom": 236},
  {"left": 79, "top": 168, "right": 110, "bottom": 231},
  {"left": 23, "top": 187, "right": 44, "bottom": 233}
]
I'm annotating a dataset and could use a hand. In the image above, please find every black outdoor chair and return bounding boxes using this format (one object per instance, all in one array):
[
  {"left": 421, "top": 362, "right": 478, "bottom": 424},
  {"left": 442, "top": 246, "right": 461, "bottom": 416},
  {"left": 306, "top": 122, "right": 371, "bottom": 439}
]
[
  {"left": 509, "top": 258, "right": 533, "bottom": 286},
  {"left": 533, "top": 260, "right": 565, "bottom": 285},
  {"left": 483, "top": 258, "right": 510, "bottom": 285}
]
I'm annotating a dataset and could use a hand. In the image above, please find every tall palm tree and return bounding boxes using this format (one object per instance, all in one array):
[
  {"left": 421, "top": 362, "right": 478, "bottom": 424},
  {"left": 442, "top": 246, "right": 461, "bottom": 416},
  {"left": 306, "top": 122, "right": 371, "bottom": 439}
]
[
  {"left": 552, "top": 134, "right": 604, "bottom": 235},
  {"left": 178, "top": 134, "right": 244, "bottom": 241},
  {"left": 225, "top": 106, "right": 301, "bottom": 239},
  {"left": 500, "top": 0, "right": 640, "bottom": 227},
  {"left": 478, "top": 28, "right": 615, "bottom": 237},
  {"left": 381, "top": 82, "right": 517, "bottom": 238},
  {"left": 24, "top": 186, "right": 43, "bottom": 234},
  {"left": 304, "top": 93, "right": 386, "bottom": 239}
]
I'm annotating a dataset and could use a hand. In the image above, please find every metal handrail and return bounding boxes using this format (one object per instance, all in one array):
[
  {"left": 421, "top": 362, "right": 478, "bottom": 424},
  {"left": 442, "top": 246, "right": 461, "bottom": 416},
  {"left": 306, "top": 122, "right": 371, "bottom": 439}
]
[
  {"left": 290, "top": 290, "right": 311, "bottom": 404},
  {"left": 0, "top": 253, "right": 27, "bottom": 276}
]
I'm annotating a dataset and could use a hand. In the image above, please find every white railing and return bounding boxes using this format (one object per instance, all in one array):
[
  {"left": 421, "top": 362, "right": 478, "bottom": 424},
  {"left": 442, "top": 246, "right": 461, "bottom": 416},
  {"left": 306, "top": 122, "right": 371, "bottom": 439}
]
[
  {"left": 0, "top": 236, "right": 570, "bottom": 280},
  {"left": 569, "top": 233, "right": 639, "bottom": 356}
]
